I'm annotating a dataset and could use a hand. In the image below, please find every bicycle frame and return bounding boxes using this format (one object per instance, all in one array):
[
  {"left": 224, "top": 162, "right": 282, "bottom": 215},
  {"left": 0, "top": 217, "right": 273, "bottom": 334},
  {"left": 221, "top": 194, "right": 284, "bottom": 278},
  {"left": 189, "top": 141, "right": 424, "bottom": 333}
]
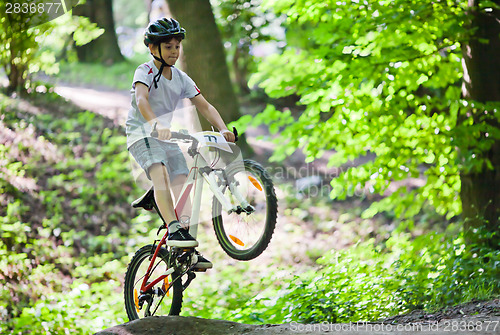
[{"left": 138, "top": 147, "right": 244, "bottom": 294}]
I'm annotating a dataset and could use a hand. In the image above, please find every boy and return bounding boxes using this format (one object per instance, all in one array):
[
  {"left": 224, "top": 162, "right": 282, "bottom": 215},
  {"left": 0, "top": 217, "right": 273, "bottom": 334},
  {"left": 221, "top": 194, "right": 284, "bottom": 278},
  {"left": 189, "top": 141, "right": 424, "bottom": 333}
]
[{"left": 126, "top": 18, "right": 235, "bottom": 270}]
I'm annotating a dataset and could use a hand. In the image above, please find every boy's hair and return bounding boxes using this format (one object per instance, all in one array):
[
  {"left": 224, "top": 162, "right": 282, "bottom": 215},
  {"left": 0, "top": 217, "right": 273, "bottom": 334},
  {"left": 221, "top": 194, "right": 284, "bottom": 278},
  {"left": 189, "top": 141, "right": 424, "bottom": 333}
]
[
  {"left": 144, "top": 18, "right": 185, "bottom": 46},
  {"left": 152, "top": 35, "right": 183, "bottom": 47}
]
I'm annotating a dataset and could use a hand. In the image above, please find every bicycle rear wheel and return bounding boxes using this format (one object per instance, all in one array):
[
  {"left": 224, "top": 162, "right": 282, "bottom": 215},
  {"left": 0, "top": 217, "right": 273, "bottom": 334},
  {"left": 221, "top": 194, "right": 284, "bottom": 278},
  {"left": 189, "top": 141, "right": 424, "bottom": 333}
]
[
  {"left": 212, "top": 160, "right": 277, "bottom": 260},
  {"left": 124, "top": 245, "right": 183, "bottom": 320}
]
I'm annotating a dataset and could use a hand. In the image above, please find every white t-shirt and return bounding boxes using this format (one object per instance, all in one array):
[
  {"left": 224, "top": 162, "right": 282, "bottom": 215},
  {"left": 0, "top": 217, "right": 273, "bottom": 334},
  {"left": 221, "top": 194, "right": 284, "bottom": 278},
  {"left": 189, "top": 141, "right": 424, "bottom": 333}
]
[{"left": 126, "top": 60, "right": 200, "bottom": 148}]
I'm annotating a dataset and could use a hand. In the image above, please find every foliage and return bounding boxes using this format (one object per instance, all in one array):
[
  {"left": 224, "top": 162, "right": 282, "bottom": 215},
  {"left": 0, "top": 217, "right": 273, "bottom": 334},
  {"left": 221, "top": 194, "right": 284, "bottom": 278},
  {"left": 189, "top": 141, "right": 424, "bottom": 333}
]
[
  {"left": 238, "top": 0, "right": 500, "bottom": 221},
  {"left": 0, "top": 0, "right": 53, "bottom": 92},
  {"left": 11, "top": 278, "right": 126, "bottom": 335},
  {"left": 0, "top": 3, "right": 103, "bottom": 93},
  {"left": 224, "top": 226, "right": 499, "bottom": 324},
  {"left": 0, "top": 88, "right": 154, "bottom": 334},
  {"left": 39, "top": 12, "right": 105, "bottom": 61}
]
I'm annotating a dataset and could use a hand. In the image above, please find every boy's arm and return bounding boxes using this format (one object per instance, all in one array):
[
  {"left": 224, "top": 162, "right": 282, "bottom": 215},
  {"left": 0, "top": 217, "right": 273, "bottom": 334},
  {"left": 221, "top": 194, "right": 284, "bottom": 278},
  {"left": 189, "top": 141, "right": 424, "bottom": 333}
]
[
  {"left": 135, "top": 82, "right": 171, "bottom": 140},
  {"left": 190, "top": 94, "right": 235, "bottom": 142}
]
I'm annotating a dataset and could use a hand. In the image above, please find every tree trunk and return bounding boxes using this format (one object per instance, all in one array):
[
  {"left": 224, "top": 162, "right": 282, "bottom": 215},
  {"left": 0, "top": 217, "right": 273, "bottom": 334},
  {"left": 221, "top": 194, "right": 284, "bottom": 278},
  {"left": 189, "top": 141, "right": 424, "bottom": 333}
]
[
  {"left": 5, "top": 64, "right": 24, "bottom": 95},
  {"left": 73, "top": 0, "right": 124, "bottom": 64},
  {"left": 460, "top": 0, "right": 500, "bottom": 248},
  {"left": 6, "top": 47, "right": 25, "bottom": 94},
  {"left": 165, "top": 0, "right": 252, "bottom": 155},
  {"left": 233, "top": 46, "right": 251, "bottom": 95}
]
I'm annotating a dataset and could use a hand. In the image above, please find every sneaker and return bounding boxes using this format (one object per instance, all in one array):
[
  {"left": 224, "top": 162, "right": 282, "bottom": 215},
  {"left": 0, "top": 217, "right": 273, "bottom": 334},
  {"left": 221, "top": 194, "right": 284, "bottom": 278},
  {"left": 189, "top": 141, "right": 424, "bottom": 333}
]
[
  {"left": 193, "top": 251, "right": 213, "bottom": 271},
  {"left": 167, "top": 221, "right": 199, "bottom": 248}
]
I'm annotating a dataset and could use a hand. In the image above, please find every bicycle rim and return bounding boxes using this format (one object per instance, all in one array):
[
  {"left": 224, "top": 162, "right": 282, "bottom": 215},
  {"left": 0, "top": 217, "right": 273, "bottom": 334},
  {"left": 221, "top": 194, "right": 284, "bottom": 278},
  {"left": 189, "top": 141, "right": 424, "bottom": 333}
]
[
  {"left": 213, "top": 160, "right": 277, "bottom": 260},
  {"left": 124, "top": 246, "right": 182, "bottom": 320}
]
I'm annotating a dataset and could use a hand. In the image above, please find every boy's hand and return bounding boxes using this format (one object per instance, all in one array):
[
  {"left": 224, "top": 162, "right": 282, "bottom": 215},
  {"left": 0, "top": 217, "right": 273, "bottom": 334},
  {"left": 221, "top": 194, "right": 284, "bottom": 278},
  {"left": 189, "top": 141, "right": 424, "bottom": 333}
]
[
  {"left": 220, "top": 129, "right": 236, "bottom": 143},
  {"left": 154, "top": 125, "right": 172, "bottom": 140}
]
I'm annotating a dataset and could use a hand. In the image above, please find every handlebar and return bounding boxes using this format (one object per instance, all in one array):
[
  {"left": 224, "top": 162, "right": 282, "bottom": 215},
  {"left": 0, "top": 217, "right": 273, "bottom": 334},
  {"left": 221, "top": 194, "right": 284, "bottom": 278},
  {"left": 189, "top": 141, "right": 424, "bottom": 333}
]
[
  {"left": 150, "top": 123, "right": 192, "bottom": 141},
  {"left": 150, "top": 123, "right": 238, "bottom": 142}
]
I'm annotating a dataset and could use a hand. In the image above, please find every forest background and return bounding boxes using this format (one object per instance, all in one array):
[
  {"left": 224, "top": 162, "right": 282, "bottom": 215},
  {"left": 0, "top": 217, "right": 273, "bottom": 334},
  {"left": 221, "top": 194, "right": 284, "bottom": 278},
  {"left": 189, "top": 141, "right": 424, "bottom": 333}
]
[{"left": 0, "top": 0, "right": 499, "bottom": 333}]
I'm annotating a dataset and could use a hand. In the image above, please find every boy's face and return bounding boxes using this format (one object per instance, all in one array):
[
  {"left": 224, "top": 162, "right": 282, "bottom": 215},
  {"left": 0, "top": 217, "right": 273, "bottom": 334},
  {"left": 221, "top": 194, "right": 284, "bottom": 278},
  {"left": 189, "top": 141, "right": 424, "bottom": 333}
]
[{"left": 149, "top": 38, "right": 181, "bottom": 67}]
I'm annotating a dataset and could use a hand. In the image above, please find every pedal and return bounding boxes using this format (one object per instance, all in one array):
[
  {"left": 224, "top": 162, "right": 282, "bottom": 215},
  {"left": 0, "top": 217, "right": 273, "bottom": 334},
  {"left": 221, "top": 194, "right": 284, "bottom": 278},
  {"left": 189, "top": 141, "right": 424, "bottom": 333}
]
[{"left": 177, "top": 248, "right": 195, "bottom": 263}]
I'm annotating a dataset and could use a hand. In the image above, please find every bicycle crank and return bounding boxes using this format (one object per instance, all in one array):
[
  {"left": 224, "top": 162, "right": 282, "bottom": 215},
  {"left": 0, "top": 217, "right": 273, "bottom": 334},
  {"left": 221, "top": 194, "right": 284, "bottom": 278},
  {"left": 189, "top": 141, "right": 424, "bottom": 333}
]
[{"left": 183, "top": 271, "right": 196, "bottom": 291}]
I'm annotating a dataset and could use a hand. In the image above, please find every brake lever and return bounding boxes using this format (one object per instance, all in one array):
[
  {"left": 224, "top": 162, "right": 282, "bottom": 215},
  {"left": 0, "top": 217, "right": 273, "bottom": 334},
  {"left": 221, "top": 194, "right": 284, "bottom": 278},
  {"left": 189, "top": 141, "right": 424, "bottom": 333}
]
[
  {"left": 151, "top": 122, "right": 158, "bottom": 138},
  {"left": 232, "top": 126, "right": 239, "bottom": 142}
]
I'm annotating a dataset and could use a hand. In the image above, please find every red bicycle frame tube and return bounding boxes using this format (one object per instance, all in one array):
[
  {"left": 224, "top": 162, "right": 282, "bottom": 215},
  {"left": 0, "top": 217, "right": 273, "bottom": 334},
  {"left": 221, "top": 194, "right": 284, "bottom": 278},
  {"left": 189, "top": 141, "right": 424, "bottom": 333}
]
[
  {"left": 175, "top": 167, "right": 198, "bottom": 220},
  {"left": 140, "top": 231, "right": 169, "bottom": 293},
  {"left": 175, "top": 183, "right": 194, "bottom": 220}
]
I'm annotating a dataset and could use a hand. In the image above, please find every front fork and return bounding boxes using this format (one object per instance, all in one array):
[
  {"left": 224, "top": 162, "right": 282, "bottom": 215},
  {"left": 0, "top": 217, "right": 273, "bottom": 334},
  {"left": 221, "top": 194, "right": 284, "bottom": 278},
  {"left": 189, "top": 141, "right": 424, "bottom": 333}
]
[{"left": 203, "top": 170, "right": 254, "bottom": 214}]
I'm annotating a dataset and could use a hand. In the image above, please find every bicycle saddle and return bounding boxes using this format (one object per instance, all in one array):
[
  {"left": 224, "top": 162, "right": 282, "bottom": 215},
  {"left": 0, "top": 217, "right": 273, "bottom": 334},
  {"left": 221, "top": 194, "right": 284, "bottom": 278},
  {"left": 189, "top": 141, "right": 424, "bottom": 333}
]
[{"left": 131, "top": 186, "right": 155, "bottom": 211}]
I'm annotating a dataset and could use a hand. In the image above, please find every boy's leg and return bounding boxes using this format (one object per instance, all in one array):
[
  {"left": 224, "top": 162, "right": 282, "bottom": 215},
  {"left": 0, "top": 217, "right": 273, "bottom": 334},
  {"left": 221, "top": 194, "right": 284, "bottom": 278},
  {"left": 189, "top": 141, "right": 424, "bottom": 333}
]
[
  {"left": 149, "top": 163, "right": 177, "bottom": 223},
  {"left": 170, "top": 174, "right": 194, "bottom": 234},
  {"left": 149, "top": 163, "right": 198, "bottom": 247},
  {"left": 171, "top": 173, "right": 211, "bottom": 270}
]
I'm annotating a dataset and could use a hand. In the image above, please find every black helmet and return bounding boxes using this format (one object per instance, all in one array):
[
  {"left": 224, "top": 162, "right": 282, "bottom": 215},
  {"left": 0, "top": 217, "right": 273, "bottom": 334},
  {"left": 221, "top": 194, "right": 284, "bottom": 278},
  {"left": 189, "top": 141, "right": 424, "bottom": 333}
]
[{"left": 144, "top": 18, "right": 186, "bottom": 46}]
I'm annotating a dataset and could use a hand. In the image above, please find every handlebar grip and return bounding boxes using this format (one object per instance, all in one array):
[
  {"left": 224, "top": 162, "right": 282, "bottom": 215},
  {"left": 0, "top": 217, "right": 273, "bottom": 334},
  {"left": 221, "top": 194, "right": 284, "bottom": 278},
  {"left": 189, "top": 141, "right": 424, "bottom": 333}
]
[
  {"left": 150, "top": 123, "right": 190, "bottom": 141},
  {"left": 170, "top": 132, "right": 193, "bottom": 141}
]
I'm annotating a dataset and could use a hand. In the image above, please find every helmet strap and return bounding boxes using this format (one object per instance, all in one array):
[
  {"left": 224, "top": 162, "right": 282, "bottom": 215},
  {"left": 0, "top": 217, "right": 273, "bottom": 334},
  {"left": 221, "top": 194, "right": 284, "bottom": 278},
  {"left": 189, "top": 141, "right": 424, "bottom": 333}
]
[{"left": 151, "top": 45, "right": 172, "bottom": 89}]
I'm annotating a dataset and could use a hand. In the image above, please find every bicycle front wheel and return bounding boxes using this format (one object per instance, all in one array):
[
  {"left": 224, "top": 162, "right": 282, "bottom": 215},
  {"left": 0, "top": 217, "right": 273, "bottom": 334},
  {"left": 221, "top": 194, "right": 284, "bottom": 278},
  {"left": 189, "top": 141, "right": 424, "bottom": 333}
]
[
  {"left": 124, "top": 245, "right": 183, "bottom": 320},
  {"left": 212, "top": 160, "right": 277, "bottom": 260}
]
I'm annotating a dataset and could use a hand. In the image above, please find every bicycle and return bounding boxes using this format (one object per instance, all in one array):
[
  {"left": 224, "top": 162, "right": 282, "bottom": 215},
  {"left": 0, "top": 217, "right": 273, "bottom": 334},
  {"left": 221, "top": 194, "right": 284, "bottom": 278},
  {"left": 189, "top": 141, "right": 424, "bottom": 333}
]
[{"left": 123, "top": 128, "right": 277, "bottom": 320}]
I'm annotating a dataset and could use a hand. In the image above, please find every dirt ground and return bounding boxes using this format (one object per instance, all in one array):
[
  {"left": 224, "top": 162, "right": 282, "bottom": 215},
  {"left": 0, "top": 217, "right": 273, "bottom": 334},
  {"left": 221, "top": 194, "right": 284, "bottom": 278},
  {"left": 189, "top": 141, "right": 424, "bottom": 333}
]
[{"left": 95, "top": 299, "right": 499, "bottom": 335}]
